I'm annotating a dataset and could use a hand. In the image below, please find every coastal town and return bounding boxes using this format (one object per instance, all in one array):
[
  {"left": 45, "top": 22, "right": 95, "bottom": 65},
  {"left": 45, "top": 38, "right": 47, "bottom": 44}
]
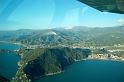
[{"left": 88, "top": 53, "right": 124, "bottom": 61}]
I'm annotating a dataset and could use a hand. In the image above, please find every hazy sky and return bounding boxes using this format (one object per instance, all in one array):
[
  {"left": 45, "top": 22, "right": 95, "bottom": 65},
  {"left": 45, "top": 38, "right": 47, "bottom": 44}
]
[{"left": 0, "top": 0, "right": 124, "bottom": 30}]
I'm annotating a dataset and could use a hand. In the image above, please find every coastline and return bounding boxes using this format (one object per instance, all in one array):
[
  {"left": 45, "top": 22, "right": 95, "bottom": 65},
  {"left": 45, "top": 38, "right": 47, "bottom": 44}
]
[
  {"left": 44, "top": 57, "right": 124, "bottom": 76},
  {"left": 46, "top": 71, "right": 63, "bottom": 76},
  {"left": 7, "top": 41, "right": 124, "bottom": 81},
  {"left": 87, "top": 57, "right": 124, "bottom": 63},
  {"left": 0, "top": 40, "right": 26, "bottom": 47},
  {"left": 40, "top": 58, "right": 124, "bottom": 79},
  {"left": 14, "top": 54, "right": 124, "bottom": 82}
]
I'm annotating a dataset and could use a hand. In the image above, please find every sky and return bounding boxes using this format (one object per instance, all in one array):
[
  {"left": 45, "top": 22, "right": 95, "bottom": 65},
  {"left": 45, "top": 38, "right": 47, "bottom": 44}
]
[{"left": 0, "top": 0, "right": 124, "bottom": 30}]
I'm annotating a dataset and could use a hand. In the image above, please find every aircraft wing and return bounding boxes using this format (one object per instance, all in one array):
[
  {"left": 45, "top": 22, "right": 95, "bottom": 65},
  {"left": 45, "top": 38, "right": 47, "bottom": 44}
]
[{"left": 78, "top": 0, "right": 124, "bottom": 14}]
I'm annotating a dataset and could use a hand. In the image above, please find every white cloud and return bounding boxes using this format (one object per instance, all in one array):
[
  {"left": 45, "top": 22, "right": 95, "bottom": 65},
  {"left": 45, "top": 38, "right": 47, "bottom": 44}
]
[{"left": 117, "top": 19, "right": 124, "bottom": 25}]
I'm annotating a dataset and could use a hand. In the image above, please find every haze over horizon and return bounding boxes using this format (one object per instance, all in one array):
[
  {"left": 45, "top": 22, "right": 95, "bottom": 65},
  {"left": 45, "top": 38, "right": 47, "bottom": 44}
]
[
  {"left": 1, "top": 25, "right": 124, "bottom": 31},
  {"left": 0, "top": 0, "right": 124, "bottom": 30}
]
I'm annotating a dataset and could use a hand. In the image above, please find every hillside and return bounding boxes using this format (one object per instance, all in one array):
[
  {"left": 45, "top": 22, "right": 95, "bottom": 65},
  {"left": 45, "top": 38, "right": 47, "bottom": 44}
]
[
  {"left": 0, "top": 26, "right": 124, "bottom": 47},
  {"left": 12, "top": 47, "right": 91, "bottom": 82}
]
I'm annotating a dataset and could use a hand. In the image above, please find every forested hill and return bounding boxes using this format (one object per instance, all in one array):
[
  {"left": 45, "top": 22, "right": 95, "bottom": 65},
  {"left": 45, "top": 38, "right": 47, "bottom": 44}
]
[{"left": 12, "top": 47, "right": 91, "bottom": 82}]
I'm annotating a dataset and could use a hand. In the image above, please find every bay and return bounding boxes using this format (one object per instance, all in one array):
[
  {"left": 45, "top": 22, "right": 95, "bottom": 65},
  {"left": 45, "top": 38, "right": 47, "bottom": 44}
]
[
  {"left": 0, "top": 42, "right": 21, "bottom": 80},
  {"left": 37, "top": 60, "right": 124, "bottom": 82}
]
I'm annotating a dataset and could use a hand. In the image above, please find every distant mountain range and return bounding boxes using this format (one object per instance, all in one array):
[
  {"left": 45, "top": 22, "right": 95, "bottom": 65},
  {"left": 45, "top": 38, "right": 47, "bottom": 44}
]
[{"left": 0, "top": 26, "right": 124, "bottom": 46}]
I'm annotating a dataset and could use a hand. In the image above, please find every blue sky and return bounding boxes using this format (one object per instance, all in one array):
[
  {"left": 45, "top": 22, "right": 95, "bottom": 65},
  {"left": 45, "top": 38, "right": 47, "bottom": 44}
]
[{"left": 0, "top": 0, "right": 124, "bottom": 30}]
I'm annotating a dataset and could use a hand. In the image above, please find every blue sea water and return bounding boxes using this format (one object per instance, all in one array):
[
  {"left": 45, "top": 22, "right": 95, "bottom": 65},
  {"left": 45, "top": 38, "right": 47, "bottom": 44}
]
[
  {"left": 0, "top": 42, "right": 21, "bottom": 80},
  {"left": 37, "top": 60, "right": 124, "bottom": 82}
]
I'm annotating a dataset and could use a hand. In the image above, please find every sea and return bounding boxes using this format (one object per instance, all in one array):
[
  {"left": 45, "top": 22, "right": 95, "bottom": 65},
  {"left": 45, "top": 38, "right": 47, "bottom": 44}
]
[{"left": 0, "top": 42, "right": 21, "bottom": 80}]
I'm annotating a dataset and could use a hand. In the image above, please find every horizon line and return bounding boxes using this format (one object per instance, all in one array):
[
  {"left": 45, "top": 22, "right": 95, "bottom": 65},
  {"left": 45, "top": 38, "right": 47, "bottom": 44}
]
[{"left": 0, "top": 25, "right": 123, "bottom": 31}]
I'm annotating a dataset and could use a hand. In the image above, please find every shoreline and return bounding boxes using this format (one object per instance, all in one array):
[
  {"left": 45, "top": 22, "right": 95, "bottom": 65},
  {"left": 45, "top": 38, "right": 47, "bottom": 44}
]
[
  {"left": 86, "top": 58, "right": 124, "bottom": 63},
  {"left": 0, "top": 40, "right": 26, "bottom": 47},
  {"left": 46, "top": 71, "right": 63, "bottom": 76},
  {"left": 15, "top": 55, "right": 124, "bottom": 82},
  {"left": 40, "top": 58, "right": 124, "bottom": 77}
]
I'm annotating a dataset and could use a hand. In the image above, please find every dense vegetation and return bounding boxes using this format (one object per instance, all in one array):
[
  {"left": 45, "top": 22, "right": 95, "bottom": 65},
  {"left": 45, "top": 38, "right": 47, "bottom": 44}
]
[{"left": 12, "top": 47, "right": 91, "bottom": 82}]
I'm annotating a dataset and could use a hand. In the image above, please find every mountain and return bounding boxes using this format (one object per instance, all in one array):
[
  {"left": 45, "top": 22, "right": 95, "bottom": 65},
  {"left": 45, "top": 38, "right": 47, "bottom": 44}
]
[
  {"left": 1, "top": 26, "right": 124, "bottom": 47},
  {"left": 12, "top": 47, "right": 91, "bottom": 82}
]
